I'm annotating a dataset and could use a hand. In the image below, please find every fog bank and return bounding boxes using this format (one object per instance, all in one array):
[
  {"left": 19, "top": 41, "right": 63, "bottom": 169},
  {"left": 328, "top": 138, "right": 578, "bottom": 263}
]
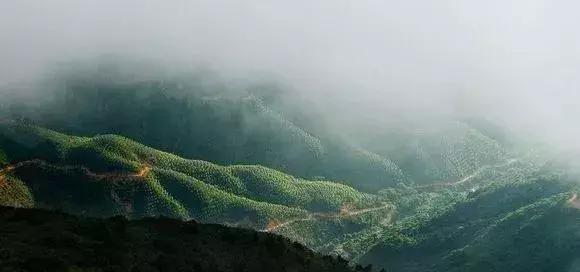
[{"left": 1, "top": 1, "right": 580, "bottom": 149}]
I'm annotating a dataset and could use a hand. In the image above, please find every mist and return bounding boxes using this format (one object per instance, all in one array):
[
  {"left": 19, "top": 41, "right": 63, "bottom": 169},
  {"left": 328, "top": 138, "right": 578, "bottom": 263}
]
[{"left": 2, "top": 0, "right": 580, "bottom": 151}]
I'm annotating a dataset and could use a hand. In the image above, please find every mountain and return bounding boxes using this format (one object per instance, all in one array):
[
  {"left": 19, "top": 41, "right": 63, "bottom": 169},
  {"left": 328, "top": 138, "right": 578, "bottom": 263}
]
[
  {"left": 8, "top": 71, "right": 518, "bottom": 192},
  {"left": 0, "top": 122, "right": 392, "bottom": 251},
  {"left": 2, "top": 120, "right": 579, "bottom": 271},
  {"left": 358, "top": 168, "right": 580, "bottom": 272},
  {"left": 2, "top": 68, "right": 579, "bottom": 271},
  {"left": 10, "top": 76, "right": 395, "bottom": 191},
  {"left": 0, "top": 206, "right": 369, "bottom": 272}
]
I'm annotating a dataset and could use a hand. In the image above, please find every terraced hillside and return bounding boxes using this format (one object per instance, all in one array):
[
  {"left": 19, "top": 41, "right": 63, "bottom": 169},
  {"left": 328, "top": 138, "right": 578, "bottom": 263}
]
[
  {"left": 11, "top": 73, "right": 524, "bottom": 193},
  {"left": 0, "top": 122, "right": 392, "bottom": 247}
]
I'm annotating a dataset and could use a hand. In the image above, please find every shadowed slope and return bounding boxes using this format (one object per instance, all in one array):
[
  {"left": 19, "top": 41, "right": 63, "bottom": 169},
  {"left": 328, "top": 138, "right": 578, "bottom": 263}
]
[{"left": 0, "top": 206, "right": 368, "bottom": 272}]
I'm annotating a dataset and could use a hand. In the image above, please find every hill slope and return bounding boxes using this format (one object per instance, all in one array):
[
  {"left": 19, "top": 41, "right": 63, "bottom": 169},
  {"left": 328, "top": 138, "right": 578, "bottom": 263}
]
[
  {"left": 3, "top": 69, "right": 580, "bottom": 271},
  {"left": 0, "top": 206, "right": 368, "bottom": 272},
  {"left": 9, "top": 73, "right": 509, "bottom": 191},
  {"left": 1, "top": 121, "right": 578, "bottom": 271},
  {"left": 359, "top": 170, "right": 580, "bottom": 272},
  {"left": 0, "top": 122, "right": 392, "bottom": 250}
]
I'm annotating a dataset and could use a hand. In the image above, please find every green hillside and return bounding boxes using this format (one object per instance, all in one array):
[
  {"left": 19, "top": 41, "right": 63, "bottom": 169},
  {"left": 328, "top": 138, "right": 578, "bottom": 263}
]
[
  {"left": 10, "top": 73, "right": 413, "bottom": 191},
  {"left": 354, "top": 121, "right": 509, "bottom": 185},
  {"left": 12, "top": 73, "right": 519, "bottom": 193},
  {"left": 0, "top": 122, "right": 385, "bottom": 239},
  {"left": 1, "top": 120, "right": 578, "bottom": 271},
  {"left": 359, "top": 170, "right": 580, "bottom": 272},
  {"left": 2, "top": 69, "right": 579, "bottom": 271}
]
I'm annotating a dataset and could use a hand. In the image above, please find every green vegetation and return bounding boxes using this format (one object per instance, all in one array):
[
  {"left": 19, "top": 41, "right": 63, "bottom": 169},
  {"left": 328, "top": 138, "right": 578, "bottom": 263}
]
[
  {"left": 9, "top": 75, "right": 471, "bottom": 191},
  {"left": 26, "top": 78, "right": 514, "bottom": 192},
  {"left": 359, "top": 122, "right": 509, "bottom": 186},
  {"left": 436, "top": 195, "right": 579, "bottom": 272},
  {"left": 0, "top": 122, "right": 380, "bottom": 232},
  {"left": 2, "top": 70, "right": 579, "bottom": 271},
  {"left": 0, "top": 148, "right": 7, "bottom": 165},
  {"left": 0, "top": 206, "right": 368, "bottom": 272},
  {"left": 0, "top": 175, "right": 34, "bottom": 208},
  {"left": 2, "top": 116, "right": 578, "bottom": 272},
  {"left": 359, "top": 172, "right": 580, "bottom": 272}
]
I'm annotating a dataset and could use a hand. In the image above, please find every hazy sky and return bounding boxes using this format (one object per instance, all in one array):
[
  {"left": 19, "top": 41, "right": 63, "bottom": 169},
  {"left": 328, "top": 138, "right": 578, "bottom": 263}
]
[{"left": 1, "top": 1, "right": 580, "bottom": 147}]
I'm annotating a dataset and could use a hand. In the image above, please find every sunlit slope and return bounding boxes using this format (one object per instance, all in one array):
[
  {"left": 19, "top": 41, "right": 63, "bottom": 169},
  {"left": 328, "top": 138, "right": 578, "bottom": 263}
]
[
  {"left": 0, "top": 122, "right": 379, "bottom": 230},
  {"left": 360, "top": 172, "right": 580, "bottom": 272},
  {"left": 0, "top": 173, "right": 34, "bottom": 208},
  {"left": 0, "top": 146, "right": 34, "bottom": 207}
]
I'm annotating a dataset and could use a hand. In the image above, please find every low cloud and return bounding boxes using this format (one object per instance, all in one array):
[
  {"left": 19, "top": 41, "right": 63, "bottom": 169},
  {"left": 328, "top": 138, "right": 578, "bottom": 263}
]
[{"left": 1, "top": 0, "right": 580, "bottom": 150}]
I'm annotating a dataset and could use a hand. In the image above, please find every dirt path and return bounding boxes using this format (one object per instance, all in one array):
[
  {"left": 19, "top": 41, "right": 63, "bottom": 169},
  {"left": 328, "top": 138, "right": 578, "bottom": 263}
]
[
  {"left": 264, "top": 217, "right": 315, "bottom": 232},
  {"left": 0, "top": 159, "right": 151, "bottom": 182},
  {"left": 568, "top": 193, "right": 580, "bottom": 210},
  {"left": 416, "top": 158, "right": 519, "bottom": 191},
  {"left": 328, "top": 206, "right": 397, "bottom": 260},
  {"left": 342, "top": 204, "right": 391, "bottom": 217},
  {"left": 0, "top": 118, "right": 13, "bottom": 124},
  {"left": 263, "top": 203, "right": 393, "bottom": 232},
  {"left": 453, "top": 158, "right": 518, "bottom": 186},
  {"left": 131, "top": 165, "right": 151, "bottom": 178},
  {"left": 0, "top": 162, "right": 25, "bottom": 186},
  {"left": 0, "top": 159, "right": 151, "bottom": 214}
]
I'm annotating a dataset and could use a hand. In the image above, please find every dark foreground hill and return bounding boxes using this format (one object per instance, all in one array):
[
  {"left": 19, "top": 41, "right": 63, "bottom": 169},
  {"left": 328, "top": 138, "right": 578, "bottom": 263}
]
[{"left": 0, "top": 206, "right": 369, "bottom": 272}]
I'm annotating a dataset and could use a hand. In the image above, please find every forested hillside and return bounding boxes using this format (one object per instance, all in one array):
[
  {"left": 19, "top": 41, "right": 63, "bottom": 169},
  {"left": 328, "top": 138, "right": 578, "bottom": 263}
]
[
  {"left": 0, "top": 121, "right": 393, "bottom": 252},
  {"left": 7, "top": 71, "right": 519, "bottom": 192},
  {"left": 1, "top": 119, "right": 578, "bottom": 271},
  {"left": 358, "top": 167, "right": 580, "bottom": 271},
  {"left": 1, "top": 70, "right": 579, "bottom": 271}
]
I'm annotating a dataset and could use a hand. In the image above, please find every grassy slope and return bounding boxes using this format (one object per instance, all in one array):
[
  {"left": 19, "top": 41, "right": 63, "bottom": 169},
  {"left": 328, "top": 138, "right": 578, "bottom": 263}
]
[
  {"left": 0, "top": 206, "right": 367, "bottom": 272},
  {"left": 0, "top": 122, "right": 379, "bottom": 230}
]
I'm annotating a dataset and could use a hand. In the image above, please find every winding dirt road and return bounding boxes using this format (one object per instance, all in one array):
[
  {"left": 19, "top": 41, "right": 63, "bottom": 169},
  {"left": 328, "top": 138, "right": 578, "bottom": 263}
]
[
  {"left": 263, "top": 203, "right": 393, "bottom": 232},
  {"left": 416, "top": 158, "right": 519, "bottom": 191},
  {"left": 0, "top": 159, "right": 151, "bottom": 182},
  {"left": 262, "top": 158, "right": 521, "bottom": 233}
]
